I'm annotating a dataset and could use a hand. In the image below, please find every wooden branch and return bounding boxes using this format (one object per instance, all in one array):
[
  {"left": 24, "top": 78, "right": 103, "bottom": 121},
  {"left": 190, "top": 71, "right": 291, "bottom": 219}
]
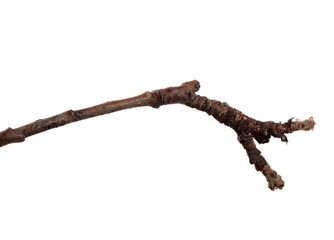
[{"left": 0, "top": 80, "right": 315, "bottom": 190}]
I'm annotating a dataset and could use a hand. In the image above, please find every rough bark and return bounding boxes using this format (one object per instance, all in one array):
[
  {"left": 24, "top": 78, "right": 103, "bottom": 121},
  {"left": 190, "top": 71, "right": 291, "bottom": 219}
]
[{"left": 0, "top": 80, "right": 315, "bottom": 190}]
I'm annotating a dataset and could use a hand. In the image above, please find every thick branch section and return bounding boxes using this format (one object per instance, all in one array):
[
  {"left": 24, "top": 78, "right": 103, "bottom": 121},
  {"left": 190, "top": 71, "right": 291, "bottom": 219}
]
[
  {"left": 149, "top": 81, "right": 314, "bottom": 190},
  {"left": 0, "top": 80, "right": 315, "bottom": 190}
]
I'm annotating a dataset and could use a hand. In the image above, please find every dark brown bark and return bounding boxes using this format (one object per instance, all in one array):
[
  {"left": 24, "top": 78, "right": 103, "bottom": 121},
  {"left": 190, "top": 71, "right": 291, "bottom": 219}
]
[{"left": 0, "top": 80, "right": 315, "bottom": 190}]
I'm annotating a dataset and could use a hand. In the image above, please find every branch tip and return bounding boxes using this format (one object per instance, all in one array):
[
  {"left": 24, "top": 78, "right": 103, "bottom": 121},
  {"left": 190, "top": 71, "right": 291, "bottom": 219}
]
[
  {"left": 181, "top": 80, "right": 200, "bottom": 93},
  {"left": 262, "top": 165, "right": 285, "bottom": 191},
  {"left": 0, "top": 128, "right": 25, "bottom": 147},
  {"left": 289, "top": 116, "right": 315, "bottom": 131}
]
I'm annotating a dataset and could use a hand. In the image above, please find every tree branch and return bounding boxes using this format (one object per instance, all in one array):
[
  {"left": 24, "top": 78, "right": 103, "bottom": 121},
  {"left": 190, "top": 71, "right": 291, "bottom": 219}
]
[{"left": 0, "top": 80, "right": 315, "bottom": 190}]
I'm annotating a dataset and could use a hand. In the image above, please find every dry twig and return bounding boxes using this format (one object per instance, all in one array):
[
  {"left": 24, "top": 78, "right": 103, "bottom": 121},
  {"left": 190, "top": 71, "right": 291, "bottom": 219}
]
[{"left": 0, "top": 81, "right": 315, "bottom": 190}]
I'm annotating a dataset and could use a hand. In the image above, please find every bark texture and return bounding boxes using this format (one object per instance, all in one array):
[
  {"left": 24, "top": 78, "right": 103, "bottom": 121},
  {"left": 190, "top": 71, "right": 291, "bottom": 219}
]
[{"left": 0, "top": 80, "right": 315, "bottom": 190}]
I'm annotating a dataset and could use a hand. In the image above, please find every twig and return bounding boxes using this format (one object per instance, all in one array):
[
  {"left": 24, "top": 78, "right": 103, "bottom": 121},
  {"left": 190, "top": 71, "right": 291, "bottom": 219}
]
[{"left": 0, "top": 80, "right": 315, "bottom": 190}]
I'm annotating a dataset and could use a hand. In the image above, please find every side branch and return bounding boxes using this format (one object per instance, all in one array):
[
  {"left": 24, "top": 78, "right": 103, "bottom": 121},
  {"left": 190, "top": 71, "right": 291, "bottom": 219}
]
[
  {"left": 0, "top": 80, "right": 315, "bottom": 190},
  {"left": 238, "top": 134, "right": 284, "bottom": 190}
]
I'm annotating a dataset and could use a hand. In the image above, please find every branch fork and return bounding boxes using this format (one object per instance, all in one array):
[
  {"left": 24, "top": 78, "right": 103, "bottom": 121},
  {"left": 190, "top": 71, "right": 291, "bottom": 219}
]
[{"left": 0, "top": 80, "right": 315, "bottom": 190}]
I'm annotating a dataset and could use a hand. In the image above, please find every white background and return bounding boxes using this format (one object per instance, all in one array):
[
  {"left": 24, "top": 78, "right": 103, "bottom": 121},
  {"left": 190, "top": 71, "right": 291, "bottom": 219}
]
[{"left": 0, "top": 1, "right": 333, "bottom": 239}]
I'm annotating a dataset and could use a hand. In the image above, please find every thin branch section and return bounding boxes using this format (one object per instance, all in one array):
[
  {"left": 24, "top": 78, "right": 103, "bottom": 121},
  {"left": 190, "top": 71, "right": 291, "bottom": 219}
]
[{"left": 0, "top": 80, "right": 315, "bottom": 190}]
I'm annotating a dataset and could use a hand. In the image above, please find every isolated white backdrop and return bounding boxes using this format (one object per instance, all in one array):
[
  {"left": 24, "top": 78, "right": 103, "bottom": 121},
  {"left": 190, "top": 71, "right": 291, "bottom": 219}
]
[{"left": 0, "top": 1, "right": 333, "bottom": 239}]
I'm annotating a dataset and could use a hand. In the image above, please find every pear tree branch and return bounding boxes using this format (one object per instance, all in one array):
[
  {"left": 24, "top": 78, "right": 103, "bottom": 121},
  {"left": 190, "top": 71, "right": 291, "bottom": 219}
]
[{"left": 0, "top": 80, "right": 315, "bottom": 190}]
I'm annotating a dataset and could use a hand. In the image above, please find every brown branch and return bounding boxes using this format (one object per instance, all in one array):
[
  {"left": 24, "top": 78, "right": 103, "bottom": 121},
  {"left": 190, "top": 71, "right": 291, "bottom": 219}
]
[{"left": 0, "top": 80, "right": 315, "bottom": 190}]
